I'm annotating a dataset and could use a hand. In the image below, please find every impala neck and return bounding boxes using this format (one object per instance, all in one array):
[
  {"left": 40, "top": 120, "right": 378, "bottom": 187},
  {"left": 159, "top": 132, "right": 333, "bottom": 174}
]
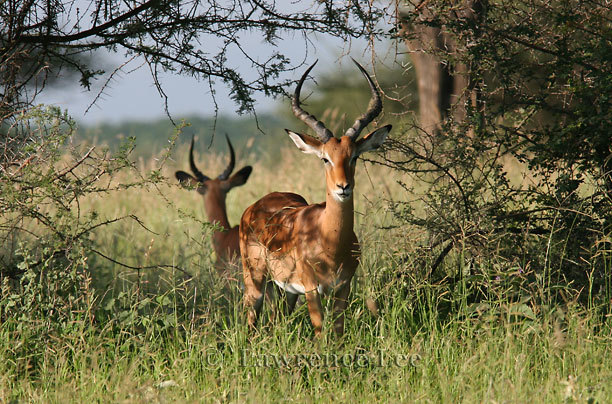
[
  {"left": 204, "top": 192, "right": 231, "bottom": 238},
  {"left": 322, "top": 188, "right": 355, "bottom": 249}
]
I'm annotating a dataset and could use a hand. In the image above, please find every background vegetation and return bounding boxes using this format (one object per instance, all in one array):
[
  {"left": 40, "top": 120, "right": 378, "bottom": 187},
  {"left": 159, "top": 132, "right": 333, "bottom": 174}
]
[
  {"left": 2, "top": 0, "right": 612, "bottom": 402},
  {"left": 3, "top": 108, "right": 611, "bottom": 402}
]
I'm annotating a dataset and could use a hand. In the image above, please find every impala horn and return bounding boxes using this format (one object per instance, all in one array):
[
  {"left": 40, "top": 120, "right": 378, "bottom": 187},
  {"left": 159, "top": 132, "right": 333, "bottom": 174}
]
[
  {"left": 292, "top": 60, "right": 334, "bottom": 143},
  {"left": 344, "top": 58, "right": 383, "bottom": 140},
  {"left": 218, "top": 133, "right": 235, "bottom": 180},
  {"left": 189, "top": 136, "right": 210, "bottom": 182}
]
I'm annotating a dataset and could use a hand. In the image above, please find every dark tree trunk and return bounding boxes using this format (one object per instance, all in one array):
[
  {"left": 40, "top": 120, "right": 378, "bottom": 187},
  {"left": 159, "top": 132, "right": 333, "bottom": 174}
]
[{"left": 399, "top": 1, "right": 485, "bottom": 135}]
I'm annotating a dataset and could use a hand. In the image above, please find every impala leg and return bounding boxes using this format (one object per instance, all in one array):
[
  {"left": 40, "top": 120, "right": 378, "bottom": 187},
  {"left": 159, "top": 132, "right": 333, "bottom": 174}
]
[
  {"left": 304, "top": 290, "right": 323, "bottom": 337},
  {"left": 242, "top": 259, "right": 266, "bottom": 330},
  {"left": 271, "top": 286, "right": 297, "bottom": 317},
  {"left": 285, "top": 292, "right": 299, "bottom": 316},
  {"left": 298, "top": 262, "right": 324, "bottom": 337},
  {"left": 263, "top": 279, "right": 277, "bottom": 323},
  {"left": 332, "top": 281, "right": 351, "bottom": 336},
  {"left": 244, "top": 279, "right": 264, "bottom": 330}
]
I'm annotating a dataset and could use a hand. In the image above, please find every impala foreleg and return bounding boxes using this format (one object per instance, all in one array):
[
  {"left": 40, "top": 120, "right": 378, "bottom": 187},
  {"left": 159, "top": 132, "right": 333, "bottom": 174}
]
[
  {"left": 332, "top": 281, "right": 351, "bottom": 336},
  {"left": 298, "top": 262, "right": 324, "bottom": 336},
  {"left": 304, "top": 289, "right": 324, "bottom": 337},
  {"left": 285, "top": 292, "right": 299, "bottom": 316}
]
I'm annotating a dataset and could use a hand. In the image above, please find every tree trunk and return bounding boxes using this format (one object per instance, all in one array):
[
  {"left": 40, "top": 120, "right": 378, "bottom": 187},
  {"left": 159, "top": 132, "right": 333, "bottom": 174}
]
[{"left": 399, "top": 1, "right": 484, "bottom": 135}]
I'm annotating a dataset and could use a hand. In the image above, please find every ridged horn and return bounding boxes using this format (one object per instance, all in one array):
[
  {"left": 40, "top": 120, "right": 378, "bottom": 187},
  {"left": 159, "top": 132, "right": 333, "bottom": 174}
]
[
  {"left": 291, "top": 60, "right": 334, "bottom": 143},
  {"left": 345, "top": 58, "right": 383, "bottom": 140}
]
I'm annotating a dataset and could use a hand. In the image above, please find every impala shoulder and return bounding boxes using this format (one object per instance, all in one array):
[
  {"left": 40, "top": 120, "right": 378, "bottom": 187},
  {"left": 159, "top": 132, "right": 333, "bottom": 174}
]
[{"left": 301, "top": 201, "right": 325, "bottom": 216}]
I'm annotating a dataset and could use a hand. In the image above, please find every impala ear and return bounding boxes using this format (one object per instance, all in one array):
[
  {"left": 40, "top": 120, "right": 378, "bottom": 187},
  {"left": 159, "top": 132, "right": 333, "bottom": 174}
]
[
  {"left": 176, "top": 171, "right": 207, "bottom": 194},
  {"left": 227, "top": 166, "right": 252, "bottom": 190},
  {"left": 175, "top": 171, "right": 198, "bottom": 187},
  {"left": 355, "top": 125, "right": 391, "bottom": 155},
  {"left": 285, "top": 129, "right": 324, "bottom": 158}
]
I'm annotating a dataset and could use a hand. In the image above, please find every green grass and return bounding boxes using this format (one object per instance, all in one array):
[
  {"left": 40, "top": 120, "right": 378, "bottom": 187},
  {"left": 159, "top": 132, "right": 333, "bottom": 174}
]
[
  {"left": 2, "top": 142, "right": 612, "bottom": 403},
  {"left": 2, "top": 291, "right": 611, "bottom": 402}
]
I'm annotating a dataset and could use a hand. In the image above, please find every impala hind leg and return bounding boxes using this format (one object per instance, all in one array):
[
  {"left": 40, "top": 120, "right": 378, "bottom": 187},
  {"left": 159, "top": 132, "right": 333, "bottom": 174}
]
[
  {"left": 242, "top": 258, "right": 267, "bottom": 330},
  {"left": 275, "top": 289, "right": 299, "bottom": 316},
  {"left": 263, "top": 279, "right": 277, "bottom": 323}
]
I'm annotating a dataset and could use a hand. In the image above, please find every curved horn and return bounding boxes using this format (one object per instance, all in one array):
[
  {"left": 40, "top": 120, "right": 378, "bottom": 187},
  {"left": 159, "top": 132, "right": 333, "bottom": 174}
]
[
  {"left": 345, "top": 58, "right": 383, "bottom": 140},
  {"left": 218, "top": 133, "right": 235, "bottom": 180},
  {"left": 189, "top": 136, "right": 210, "bottom": 182},
  {"left": 292, "top": 60, "right": 334, "bottom": 143}
]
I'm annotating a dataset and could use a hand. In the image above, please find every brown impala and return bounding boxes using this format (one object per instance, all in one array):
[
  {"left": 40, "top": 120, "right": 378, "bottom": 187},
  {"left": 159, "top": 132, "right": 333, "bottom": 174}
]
[
  {"left": 239, "top": 60, "right": 391, "bottom": 337},
  {"left": 176, "top": 135, "right": 252, "bottom": 274}
]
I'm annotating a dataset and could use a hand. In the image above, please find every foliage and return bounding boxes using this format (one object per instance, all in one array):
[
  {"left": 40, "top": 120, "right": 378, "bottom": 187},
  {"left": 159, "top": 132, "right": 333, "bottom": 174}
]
[
  {"left": 2, "top": 141, "right": 612, "bottom": 402},
  {"left": 0, "top": 0, "right": 390, "bottom": 121},
  {"left": 0, "top": 105, "right": 173, "bottom": 333},
  {"left": 3, "top": 1, "right": 612, "bottom": 399},
  {"left": 393, "top": 0, "right": 612, "bottom": 306}
]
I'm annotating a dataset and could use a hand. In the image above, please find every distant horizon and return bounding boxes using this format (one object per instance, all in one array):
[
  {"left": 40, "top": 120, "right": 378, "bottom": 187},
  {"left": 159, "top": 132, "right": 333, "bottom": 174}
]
[{"left": 74, "top": 106, "right": 288, "bottom": 128}]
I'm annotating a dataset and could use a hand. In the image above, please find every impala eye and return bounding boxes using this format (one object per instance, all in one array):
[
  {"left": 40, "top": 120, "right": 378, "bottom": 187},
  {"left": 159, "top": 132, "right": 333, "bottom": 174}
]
[{"left": 322, "top": 158, "right": 330, "bottom": 164}]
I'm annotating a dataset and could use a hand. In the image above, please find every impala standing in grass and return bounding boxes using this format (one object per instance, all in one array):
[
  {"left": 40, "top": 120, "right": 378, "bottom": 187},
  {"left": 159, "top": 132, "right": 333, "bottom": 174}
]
[
  {"left": 239, "top": 60, "right": 391, "bottom": 337},
  {"left": 176, "top": 135, "right": 252, "bottom": 275}
]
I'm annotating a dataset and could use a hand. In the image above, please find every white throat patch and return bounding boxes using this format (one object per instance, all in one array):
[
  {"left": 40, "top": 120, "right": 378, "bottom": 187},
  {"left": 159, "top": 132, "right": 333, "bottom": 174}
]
[{"left": 333, "top": 190, "right": 352, "bottom": 203}]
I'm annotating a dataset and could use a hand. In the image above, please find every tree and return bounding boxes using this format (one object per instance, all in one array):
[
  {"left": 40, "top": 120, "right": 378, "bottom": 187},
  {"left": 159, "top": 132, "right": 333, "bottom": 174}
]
[
  {"left": 399, "top": 0, "right": 485, "bottom": 135},
  {"left": 0, "top": 0, "right": 388, "bottom": 123},
  {"left": 393, "top": 0, "right": 612, "bottom": 302},
  {"left": 0, "top": 0, "right": 395, "bottom": 331}
]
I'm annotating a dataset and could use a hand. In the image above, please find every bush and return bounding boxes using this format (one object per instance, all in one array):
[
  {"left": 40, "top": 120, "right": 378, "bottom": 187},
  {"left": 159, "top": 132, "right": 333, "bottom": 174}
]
[
  {"left": 0, "top": 106, "right": 143, "bottom": 330},
  {"left": 393, "top": 0, "right": 612, "bottom": 308}
]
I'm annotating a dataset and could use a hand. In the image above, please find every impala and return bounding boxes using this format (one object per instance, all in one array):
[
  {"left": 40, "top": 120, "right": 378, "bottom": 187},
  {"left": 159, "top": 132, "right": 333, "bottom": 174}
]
[
  {"left": 176, "top": 135, "right": 252, "bottom": 274},
  {"left": 239, "top": 60, "right": 391, "bottom": 337}
]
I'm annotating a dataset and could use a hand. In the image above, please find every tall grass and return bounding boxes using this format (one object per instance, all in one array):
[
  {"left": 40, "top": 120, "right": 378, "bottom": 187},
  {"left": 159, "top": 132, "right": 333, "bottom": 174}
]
[{"left": 1, "top": 140, "right": 612, "bottom": 402}]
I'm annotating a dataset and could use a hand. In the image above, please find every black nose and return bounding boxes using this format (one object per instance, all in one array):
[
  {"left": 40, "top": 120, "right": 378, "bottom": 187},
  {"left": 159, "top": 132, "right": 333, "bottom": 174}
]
[{"left": 337, "top": 183, "right": 351, "bottom": 191}]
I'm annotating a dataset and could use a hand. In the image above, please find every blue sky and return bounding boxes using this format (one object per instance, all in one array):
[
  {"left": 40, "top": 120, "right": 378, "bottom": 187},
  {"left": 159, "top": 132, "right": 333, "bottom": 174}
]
[{"left": 37, "top": 31, "right": 374, "bottom": 125}]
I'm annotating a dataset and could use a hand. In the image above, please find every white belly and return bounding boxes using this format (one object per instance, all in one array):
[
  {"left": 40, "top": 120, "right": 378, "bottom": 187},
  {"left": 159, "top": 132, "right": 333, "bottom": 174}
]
[{"left": 273, "top": 280, "right": 324, "bottom": 295}]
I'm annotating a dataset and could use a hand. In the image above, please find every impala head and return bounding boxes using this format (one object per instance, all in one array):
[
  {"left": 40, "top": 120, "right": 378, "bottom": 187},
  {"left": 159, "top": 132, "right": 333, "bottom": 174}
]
[
  {"left": 286, "top": 59, "right": 391, "bottom": 203},
  {"left": 175, "top": 134, "right": 252, "bottom": 204}
]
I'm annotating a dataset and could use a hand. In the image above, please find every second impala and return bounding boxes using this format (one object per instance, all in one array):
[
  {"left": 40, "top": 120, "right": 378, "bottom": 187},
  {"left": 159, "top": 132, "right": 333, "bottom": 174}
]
[
  {"left": 239, "top": 60, "right": 391, "bottom": 337},
  {"left": 176, "top": 135, "right": 252, "bottom": 274}
]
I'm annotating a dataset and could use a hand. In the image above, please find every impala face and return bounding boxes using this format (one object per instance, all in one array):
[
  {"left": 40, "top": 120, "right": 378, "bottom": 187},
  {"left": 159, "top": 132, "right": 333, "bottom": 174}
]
[
  {"left": 286, "top": 133, "right": 356, "bottom": 202},
  {"left": 286, "top": 127, "right": 391, "bottom": 203},
  {"left": 180, "top": 170, "right": 252, "bottom": 206},
  {"left": 175, "top": 134, "right": 252, "bottom": 203},
  {"left": 321, "top": 136, "right": 358, "bottom": 203}
]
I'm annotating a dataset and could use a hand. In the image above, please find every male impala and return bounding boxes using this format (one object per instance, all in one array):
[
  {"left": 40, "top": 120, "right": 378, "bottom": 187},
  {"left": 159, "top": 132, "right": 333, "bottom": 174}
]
[
  {"left": 176, "top": 135, "right": 252, "bottom": 274},
  {"left": 239, "top": 60, "right": 391, "bottom": 337}
]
